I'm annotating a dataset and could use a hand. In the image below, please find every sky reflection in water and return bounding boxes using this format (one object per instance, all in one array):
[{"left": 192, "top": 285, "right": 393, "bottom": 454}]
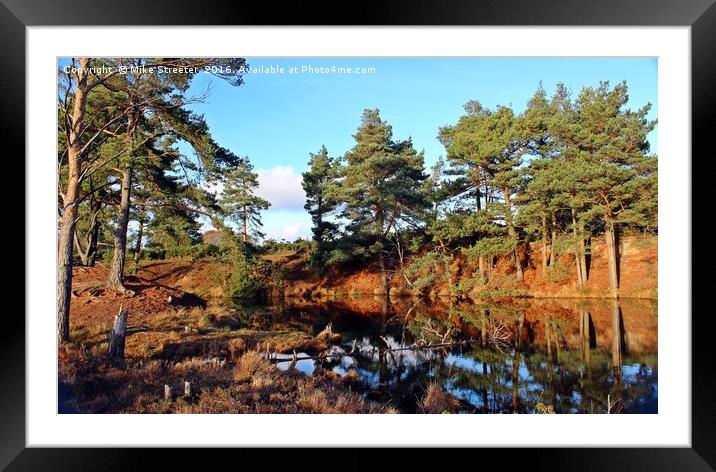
[{"left": 264, "top": 297, "right": 657, "bottom": 414}]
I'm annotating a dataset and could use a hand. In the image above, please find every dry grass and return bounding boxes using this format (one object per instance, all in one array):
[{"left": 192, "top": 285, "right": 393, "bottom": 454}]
[
  {"left": 227, "top": 338, "right": 248, "bottom": 359},
  {"left": 418, "top": 383, "right": 460, "bottom": 414},
  {"left": 59, "top": 333, "right": 394, "bottom": 414},
  {"left": 233, "top": 351, "right": 272, "bottom": 382},
  {"left": 60, "top": 301, "right": 408, "bottom": 414}
]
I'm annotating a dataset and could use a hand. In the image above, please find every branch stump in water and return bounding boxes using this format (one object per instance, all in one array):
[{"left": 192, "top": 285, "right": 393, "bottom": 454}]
[{"left": 107, "top": 306, "right": 128, "bottom": 362}]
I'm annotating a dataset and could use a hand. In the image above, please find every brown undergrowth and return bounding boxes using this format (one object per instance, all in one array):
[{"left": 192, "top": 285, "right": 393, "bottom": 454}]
[
  {"left": 59, "top": 341, "right": 397, "bottom": 414},
  {"left": 60, "top": 304, "right": 401, "bottom": 413}
]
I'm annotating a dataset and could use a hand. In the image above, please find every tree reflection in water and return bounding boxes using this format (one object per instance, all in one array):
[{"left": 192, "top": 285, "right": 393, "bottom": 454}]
[{"left": 266, "top": 296, "right": 657, "bottom": 413}]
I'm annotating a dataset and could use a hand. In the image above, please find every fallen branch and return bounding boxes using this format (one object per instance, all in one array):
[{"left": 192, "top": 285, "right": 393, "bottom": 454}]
[{"left": 270, "top": 340, "right": 471, "bottom": 363}]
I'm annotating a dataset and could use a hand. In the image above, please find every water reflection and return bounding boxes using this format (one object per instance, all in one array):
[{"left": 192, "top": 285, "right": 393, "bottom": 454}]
[{"left": 261, "top": 297, "right": 657, "bottom": 414}]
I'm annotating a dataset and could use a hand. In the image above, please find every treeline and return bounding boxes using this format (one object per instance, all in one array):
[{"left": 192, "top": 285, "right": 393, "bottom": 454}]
[
  {"left": 57, "top": 60, "right": 656, "bottom": 341},
  {"left": 57, "top": 57, "right": 271, "bottom": 342},
  {"left": 302, "top": 82, "right": 657, "bottom": 298}
]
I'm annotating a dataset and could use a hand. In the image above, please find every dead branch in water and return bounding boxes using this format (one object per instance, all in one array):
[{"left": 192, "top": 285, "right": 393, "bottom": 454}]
[
  {"left": 488, "top": 323, "right": 511, "bottom": 352},
  {"left": 269, "top": 339, "right": 472, "bottom": 364}
]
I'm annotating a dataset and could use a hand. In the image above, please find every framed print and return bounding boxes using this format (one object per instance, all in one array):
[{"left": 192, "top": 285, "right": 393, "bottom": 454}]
[{"left": 4, "top": 0, "right": 713, "bottom": 469}]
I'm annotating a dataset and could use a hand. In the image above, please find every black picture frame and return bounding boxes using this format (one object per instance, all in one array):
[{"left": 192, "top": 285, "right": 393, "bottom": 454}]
[{"left": 3, "top": 0, "right": 711, "bottom": 469}]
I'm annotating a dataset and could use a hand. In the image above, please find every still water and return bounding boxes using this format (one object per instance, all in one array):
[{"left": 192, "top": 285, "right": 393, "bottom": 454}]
[{"left": 247, "top": 296, "right": 657, "bottom": 414}]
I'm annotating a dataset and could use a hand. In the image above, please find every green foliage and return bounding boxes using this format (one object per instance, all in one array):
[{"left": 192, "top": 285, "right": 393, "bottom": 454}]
[
  {"left": 543, "top": 263, "right": 571, "bottom": 283},
  {"left": 221, "top": 235, "right": 274, "bottom": 301},
  {"left": 144, "top": 243, "right": 224, "bottom": 261},
  {"left": 219, "top": 158, "right": 271, "bottom": 242},
  {"left": 462, "top": 236, "right": 515, "bottom": 258},
  {"left": 302, "top": 145, "right": 340, "bottom": 245},
  {"left": 262, "top": 238, "right": 312, "bottom": 255},
  {"left": 145, "top": 206, "right": 202, "bottom": 254},
  {"left": 339, "top": 109, "right": 428, "bottom": 251},
  {"left": 405, "top": 251, "right": 452, "bottom": 290}
]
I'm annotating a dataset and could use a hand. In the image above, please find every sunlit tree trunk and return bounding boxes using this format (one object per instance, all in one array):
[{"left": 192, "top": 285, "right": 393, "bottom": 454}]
[
  {"left": 73, "top": 233, "right": 89, "bottom": 266},
  {"left": 571, "top": 208, "right": 585, "bottom": 288},
  {"left": 549, "top": 211, "right": 557, "bottom": 266},
  {"left": 502, "top": 188, "right": 523, "bottom": 281},
  {"left": 108, "top": 106, "right": 138, "bottom": 290},
  {"left": 57, "top": 58, "right": 90, "bottom": 343},
  {"left": 73, "top": 197, "right": 101, "bottom": 267},
  {"left": 133, "top": 214, "right": 144, "bottom": 265},
  {"left": 578, "top": 222, "right": 588, "bottom": 284},
  {"left": 605, "top": 217, "right": 619, "bottom": 298},
  {"left": 107, "top": 167, "right": 133, "bottom": 290}
]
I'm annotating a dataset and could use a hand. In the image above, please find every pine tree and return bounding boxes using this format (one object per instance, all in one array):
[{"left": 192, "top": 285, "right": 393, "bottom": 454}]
[
  {"left": 99, "top": 57, "right": 247, "bottom": 291},
  {"left": 302, "top": 145, "right": 339, "bottom": 251},
  {"left": 220, "top": 158, "right": 271, "bottom": 243},
  {"left": 340, "top": 109, "right": 428, "bottom": 291},
  {"left": 569, "top": 82, "right": 656, "bottom": 297},
  {"left": 441, "top": 104, "right": 526, "bottom": 280}
]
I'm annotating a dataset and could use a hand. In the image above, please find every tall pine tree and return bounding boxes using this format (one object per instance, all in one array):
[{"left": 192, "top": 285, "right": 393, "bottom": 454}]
[
  {"left": 220, "top": 158, "right": 271, "bottom": 243},
  {"left": 340, "top": 109, "right": 428, "bottom": 291}
]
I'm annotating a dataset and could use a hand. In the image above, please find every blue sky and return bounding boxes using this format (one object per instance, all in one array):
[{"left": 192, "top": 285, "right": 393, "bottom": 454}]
[
  {"left": 59, "top": 57, "right": 657, "bottom": 240},
  {"left": 181, "top": 57, "right": 657, "bottom": 241}
]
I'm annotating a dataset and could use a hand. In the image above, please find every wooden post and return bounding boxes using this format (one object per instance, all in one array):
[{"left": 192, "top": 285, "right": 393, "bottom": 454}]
[
  {"left": 164, "top": 384, "right": 173, "bottom": 401},
  {"left": 107, "top": 305, "right": 128, "bottom": 361},
  {"left": 289, "top": 350, "right": 297, "bottom": 370},
  {"left": 184, "top": 381, "right": 192, "bottom": 398}
]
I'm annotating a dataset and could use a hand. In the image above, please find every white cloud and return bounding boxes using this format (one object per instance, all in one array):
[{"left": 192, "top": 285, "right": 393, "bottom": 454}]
[
  {"left": 199, "top": 166, "right": 311, "bottom": 241},
  {"left": 256, "top": 165, "right": 305, "bottom": 211}
]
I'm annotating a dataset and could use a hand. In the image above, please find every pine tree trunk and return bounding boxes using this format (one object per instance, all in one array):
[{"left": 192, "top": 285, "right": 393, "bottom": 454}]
[
  {"left": 85, "top": 196, "right": 101, "bottom": 267},
  {"left": 571, "top": 208, "right": 584, "bottom": 287},
  {"left": 57, "top": 58, "right": 90, "bottom": 343},
  {"left": 133, "top": 216, "right": 144, "bottom": 265},
  {"left": 605, "top": 218, "right": 619, "bottom": 298},
  {"left": 108, "top": 104, "right": 138, "bottom": 290},
  {"left": 108, "top": 167, "right": 133, "bottom": 290},
  {"left": 316, "top": 195, "right": 323, "bottom": 245},
  {"left": 549, "top": 211, "right": 557, "bottom": 266},
  {"left": 87, "top": 222, "right": 99, "bottom": 267},
  {"left": 579, "top": 222, "right": 588, "bottom": 284},
  {"left": 242, "top": 205, "right": 248, "bottom": 242},
  {"left": 478, "top": 254, "right": 485, "bottom": 283},
  {"left": 73, "top": 199, "right": 101, "bottom": 267},
  {"left": 87, "top": 213, "right": 100, "bottom": 266},
  {"left": 375, "top": 203, "right": 388, "bottom": 292},
  {"left": 474, "top": 180, "right": 481, "bottom": 211},
  {"left": 502, "top": 188, "right": 523, "bottom": 280},
  {"left": 58, "top": 200, "right": 79, "bottom": 342},
  {"left": 378, "top": 250, "right": 388, "bottom": 292},
  {"left": 73, "top": 232, "right": 89, "bottom": 266}
]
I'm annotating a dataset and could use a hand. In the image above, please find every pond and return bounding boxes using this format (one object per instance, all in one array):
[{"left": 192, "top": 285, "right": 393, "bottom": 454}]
[{"left": 241, "top": 296, "right": 657, "bottom": 414}]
